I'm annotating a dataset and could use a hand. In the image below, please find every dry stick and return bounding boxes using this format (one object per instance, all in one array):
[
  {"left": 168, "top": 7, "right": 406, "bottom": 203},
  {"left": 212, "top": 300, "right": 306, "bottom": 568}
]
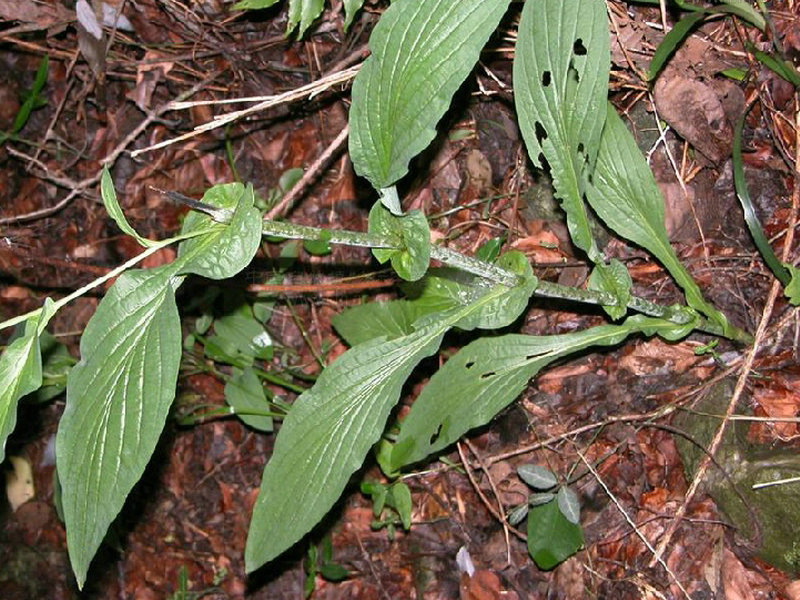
[
  {"left": 576, "top": 449, "right": 692, "bottom": 600},
  {"left": 0, "top": 73, "right": 220, "bottom": 225},
  {"left": 266, "top": 125, "right": 350, "bottom": 220},
  {"left": 462, "top": 439, "right": 514, "bottom": 566},
  {"left": 649, "top": 90, "right": 800, "bottom": 568}
]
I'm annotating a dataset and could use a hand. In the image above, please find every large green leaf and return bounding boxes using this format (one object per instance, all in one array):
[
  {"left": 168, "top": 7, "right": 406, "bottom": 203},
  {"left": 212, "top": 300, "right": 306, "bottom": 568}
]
[
  {"left": 513, "top": 0, "right": 610, "bottom": 262},
  {"left": 0, "top": 299, "right": 55, "bottom": 463},
  {"left": 390, "top": 316, "right": 687, "bottom": 470},
  {"left": 527, "top": 498, "right": 584, "bottom": 570},
  {"left": 332, "top": 300, "right": 424, "bottom": 346},
  {"left": 56, "top": 267, "right": 183, "bottom": 589},
  {"left": 586, "top": 103, "right": 730, "bottom": 334},
  {"left": 349, "top": 0, "right": 512, "bottom": 192},
  {"left": 57, "top": 183, "right": 261, "bottom": 587},
  {"left": 245, "top": 275, "right": 533, "bottom": 572}
]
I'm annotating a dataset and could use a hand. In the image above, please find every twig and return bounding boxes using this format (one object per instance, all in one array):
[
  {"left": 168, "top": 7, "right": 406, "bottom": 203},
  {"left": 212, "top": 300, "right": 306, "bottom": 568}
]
[{"left": 266, "top": 125, "right": 350, "bottom": 220}]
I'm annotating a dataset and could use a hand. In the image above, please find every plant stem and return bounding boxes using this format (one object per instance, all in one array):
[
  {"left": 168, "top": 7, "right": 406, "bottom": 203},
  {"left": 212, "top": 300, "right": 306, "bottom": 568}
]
[{"left": 261, "top": 218, "right": 753, "bottom": 343}]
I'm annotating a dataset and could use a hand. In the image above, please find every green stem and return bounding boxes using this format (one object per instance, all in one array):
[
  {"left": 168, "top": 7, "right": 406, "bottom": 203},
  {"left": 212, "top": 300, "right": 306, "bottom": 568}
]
[{"left": 261, "top": 218, "right": 752, "bottom": 343}]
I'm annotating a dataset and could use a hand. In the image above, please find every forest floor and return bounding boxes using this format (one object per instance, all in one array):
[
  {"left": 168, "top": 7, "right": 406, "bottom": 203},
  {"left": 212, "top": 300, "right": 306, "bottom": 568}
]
[{"left": 1, "top": 1, "right": 799, "bottom": 598}]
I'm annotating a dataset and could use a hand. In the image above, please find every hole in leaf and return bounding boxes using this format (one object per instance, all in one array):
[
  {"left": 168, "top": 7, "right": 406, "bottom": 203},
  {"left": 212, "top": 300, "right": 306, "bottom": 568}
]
[
  {"left": 534, "top": 121, "right": 547, "bottom": 146},
  {"left": 541, "top": 70, "right": 551, "bottom": 87},
  {"left": 429, "top": 423, "right": 443, "bottom": 446},
  {"left": 577, "top": 142, "right": 584, "bottom": 154},
  {"left": 465, "top": 361, "right": 475, "bottom": 369},
  {"left": 573, "top": 38, "right": 587, "bottom": 56},
  {"left": 480, "top": 371, "right": 496, "bottom": 380}
]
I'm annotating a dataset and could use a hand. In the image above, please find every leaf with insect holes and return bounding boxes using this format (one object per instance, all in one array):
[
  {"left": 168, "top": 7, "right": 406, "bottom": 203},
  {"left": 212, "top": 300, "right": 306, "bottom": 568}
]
[
  {"left": 0, "top": 299, "right": 56, "bottom": 463},
  {"left": 514, "top": 0, "right": 610, "bottom": 263},
  {"left": 389, "top": 316, "right": 691, "bottom": 471},
  {"left": 349, "top": 0, "right": 512, "bottom": 194}
]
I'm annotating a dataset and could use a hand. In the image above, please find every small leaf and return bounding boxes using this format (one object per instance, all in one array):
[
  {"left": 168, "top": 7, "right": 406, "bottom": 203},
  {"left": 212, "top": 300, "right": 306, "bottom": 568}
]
[
  {"left": 232, "top": 0, "right": 281, "bottom": 10},
  {"left": 557, "top": 486, "right": 581, "bottom": 525},
  {"left": 213, "top": 313, "right": 273, "bottom": 361},
  {"left": 319, "top": 562, "right": 349, "bottom": 581},
  {"left": 387, "top": 482, "right": 412, "bottom": 530},
  {"left": 10, "top": 55, "right": 49, "bottom": 136},
  {"left": 475, "top": 237, "right": 505, "bottom": 263},
  {"left": 527, "top": 499, "right": 584, "bottom": 570},
  {"left": 514, "top": 0, "right": 610, "bottom": 263},
  {"left": 518, "top": 465, "right": 558, "bottom": 490},
  {"left": 225, "top": 367, "right": 273, "bottom": 432},
  {"left": 101, "top": 167, "right": 155, "bottom": 248},
  {"left": 528, "top": 492, "right": 556, "bottom": 507},
  {"left": 286, "top": 0, "right": 324, "bottom": 37},
  {"left": 332, "top": 300, "right": 424, "bottom": 347},
  {"left": 342, "top": 0, "right": 364, "bottom": 30},
  {"left": 369, "top": 203, "right": 430, "bottom": 282},
  {"left": 648, "top": 12, "right": 706, "bottom": 81},
  {"left": 0, "top": 299, "right": 56, "bottom": 463},
  {"left": 785, "top": 265, "right": 800, "bottom": 306},
  {"left": 588, "top": 259, "right": 632, "bottom": 320},
  {"left": 349, "top": 0, "right": 512, "bottom": 190}
]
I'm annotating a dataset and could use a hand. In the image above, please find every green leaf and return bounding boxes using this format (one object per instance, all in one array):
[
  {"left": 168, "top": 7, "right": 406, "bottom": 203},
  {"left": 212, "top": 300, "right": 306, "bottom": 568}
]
[
  {"left": 349, "top": 0, "right": 512, "bottom": 190},
  {"left": 101, "top": 167, "right": 155, "bottom": 248},
  {"left": 518, "top": 465, "right": 558, "bottom": 490},
  {"left": 556, "top": 486, "right": 581, "bottom": 525},
  {"left": 34, "top": 330, "right": 75, "bottom": 403},
  {"left": 753, "top": 48, "right": 800, "bottom": 87},
  {"left": 213, "top": 313, "right": 273, "bottom": 362},
  {"left": 514, "top": 0, "right": 610, "bottom": 262},
  {"left": 287, "top": 0, "right": 324, "bottom": 37},
  {"left": 387, "top": 481, "right": 412, "bottom": 530},
  {"left": 225, "top": 367, "right": 273, "bottom": 432},
  {"left": 232, "top": 0, "right": 281, "bottom": 9},
  {"left": 369, "top": 203, "right": 431, "bottom": 282},
  {"left": 648, "top": 11, "right": 707, "bottom": 81},
  {"left": 527, "top": 498, "right": 584, "bottom": 569},
  {"left": 785, "top": 265, "right": 800, "bottom": 305},
  {"left": 10, "top": 55, "right": 49, "bottom": 136},
  {"left": 586, "top": 103, "right": 730, "bottom": 335},
  {"left": 0, "top": 299, "right": 56, "bottom": 463},
  {"left": 57, "top": 186, "right": 261, "bottom": 588},
  {"left": 475, "top": 236, "right": 505, "bottom": 263},
  {"left": 57, "top": 267, "right": 182, "bottom": 588},
  {"left": 342, "top": 0, "right": 364, "bottom": 30},
  {"left": 177, "top": 183, "right": 262, "bottom": 279},
  {"left": 389, "top": 316, "right": 684, "bottom": 470},
  {"left": 332, "top": 300, "right": 424, "bottom": 346},
  {"left": 245, "top": 284, "right": 518, "bottom": 572},
  {"left": 588, "top": 259, "right": 632, "bottom": 321}
]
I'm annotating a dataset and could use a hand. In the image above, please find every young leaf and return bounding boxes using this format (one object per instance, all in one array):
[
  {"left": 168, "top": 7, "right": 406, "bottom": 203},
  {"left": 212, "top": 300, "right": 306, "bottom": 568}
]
[
  {"left": 0, "top": 299, "right": 56, "bottom": 463},
  {"left": 225, "top": 367, "right": 273, "bottom": 432},
  {"left": 245, "top": 284, "right": 519, "bottom": 572},
  {"left": 785, "top": 265, "right": 800, "bottom": 306},
  {"left": 349, "top": 0, "right": 512, "bottom": 190},
  {"left": 556, "top": 486, "right": 581, "bottom": 525},
  {"left": 527, "top": 498, "right": 584, "bottom": 569},
  {"left": 518, "top": 465, "right": 558, "bottom": 490},
  {"left": 387, "top": 481, "right": 413, "bottom": 530},
  {"left": 389, "top": 316, "right": 687, "bottom": 470},
  {"left": 100, "top": 166, "right": 155, "bottom": 248},
  {"left": 369, "top": 203, "right": 431, "bottom": 282},
  {"left": 585, "top": 103, "right": 730, "bottom": 335},
  {"left": 588, "top": 258, "right": 632, "bottom": 321},
  {"left": 57, "top": 267, "right": 182, "bottom": 588},
  {"left": 514, "top": 0, "right": 610, "bottom": 262}
]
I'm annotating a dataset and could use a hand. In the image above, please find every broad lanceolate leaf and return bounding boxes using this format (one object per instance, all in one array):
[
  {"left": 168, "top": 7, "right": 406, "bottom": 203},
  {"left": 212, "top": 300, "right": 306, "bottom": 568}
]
[
  {"left": 0, "top": 299, "right": 56, "bottom": 463},
  {"left": 586, "top": 104, "right": 730, "bottom": 335},
  {"left": 57, "top": 268, "right": 182, "bottom": 589},
  {"left": 349, "top": 0, "right": 512, "bottom": 191},
  {"left": 390, "top": 315, "right": 687, "bottom": 471},
  {"left": 527, "top": 498, "right": 584, "bottom": 569},
  {"left": 369, "top": 203, "right": 431, "bottom": 282},
  {"left": 57, "top": 184, "right": 261, "bottom": 588},
  {"left": 245, "top": 280, "right": 529, "bottom": 573},
  {"left": 514, "top": 0, "right": 610, "bottom": 262}
]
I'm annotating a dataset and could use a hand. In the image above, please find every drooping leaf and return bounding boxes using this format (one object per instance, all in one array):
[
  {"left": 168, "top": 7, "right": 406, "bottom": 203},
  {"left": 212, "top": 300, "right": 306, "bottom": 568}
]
[
  {"left": 349, "top": 0, "right": 512, "bottom": 190},
  {"left": 57, "top": 267, "right": 183, "bottom": 588},
  {"left": 100, "top": 166, "right": 155, "bottom": 248},
  {"left": 245, "top": 281, "right": 524, "bottom": 572},
  {"left": 369, "top": 203, "right": 431, "bottom": 281},
  {"left": 518, "top": 465, "right": 558, "bottom": 490},
  {"left": 0, "top": 299, "right": 56, "bottom": 463},
  {"left": 527, "top": 498, "right": 584, "bottom": 569},
  {"left": 586, "top": 103, "right": 730, "bottom": 335},
  {"left": 390, "top": 316, "right": 687, "bottom": 470},
  {"left": 225, "top": 367, "right": 273, "bottom": 432},
  {"left": 514, "top": 0, "right": 610, "bottom": 262}
]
